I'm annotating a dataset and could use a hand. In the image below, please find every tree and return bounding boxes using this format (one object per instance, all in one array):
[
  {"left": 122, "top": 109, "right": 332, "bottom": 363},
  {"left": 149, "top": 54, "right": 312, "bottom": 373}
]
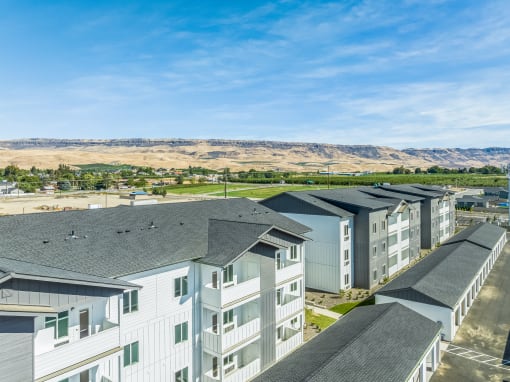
[{"left": 414, "top": 168, "right": 422, "bottom": 174}]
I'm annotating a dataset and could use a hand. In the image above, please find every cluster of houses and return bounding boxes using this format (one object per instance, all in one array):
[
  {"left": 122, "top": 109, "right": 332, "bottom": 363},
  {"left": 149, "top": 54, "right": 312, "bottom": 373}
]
[{"left": 0, "top": 184, "right": 506, "bottom": 382}]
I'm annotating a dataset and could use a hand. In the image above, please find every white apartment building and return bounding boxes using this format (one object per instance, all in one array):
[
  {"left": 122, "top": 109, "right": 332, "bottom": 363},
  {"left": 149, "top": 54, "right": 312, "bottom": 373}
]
[{"left": 0, "top": 198, "right": 309, "bottom": 382}]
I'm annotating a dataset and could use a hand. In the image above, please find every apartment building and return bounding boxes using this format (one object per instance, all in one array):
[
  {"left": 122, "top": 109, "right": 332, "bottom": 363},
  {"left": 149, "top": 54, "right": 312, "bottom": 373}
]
[
  {"left": 376, "top": 223, "right": 507, "bottom": 341},
  {"left": 260, "top": 191, "right": 354, "bottom": 293},
  {"left": 0, "top": 198, "right": 309, "bottom": 382},
  {"left": 379, "top": 184, "right": 455, "bottom": 248},
  {"left": 262, "top": 189, "right": 414, "bottom": 290}
]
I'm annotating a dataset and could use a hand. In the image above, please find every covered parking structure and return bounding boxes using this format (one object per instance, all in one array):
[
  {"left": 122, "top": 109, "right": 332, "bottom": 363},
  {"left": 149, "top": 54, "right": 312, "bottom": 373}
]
[
  {"left": 376, "top": 223, "right": 507, "bottom": 341},
  {"left": 252, "top": 303, "right": 442, "bottom": 382}
]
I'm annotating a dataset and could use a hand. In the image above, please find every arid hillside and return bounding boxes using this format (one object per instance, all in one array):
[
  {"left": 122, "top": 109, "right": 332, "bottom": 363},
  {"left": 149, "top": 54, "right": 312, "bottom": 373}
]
[{"left": 0, "top": 139, "right": 509, "bottom": 172}]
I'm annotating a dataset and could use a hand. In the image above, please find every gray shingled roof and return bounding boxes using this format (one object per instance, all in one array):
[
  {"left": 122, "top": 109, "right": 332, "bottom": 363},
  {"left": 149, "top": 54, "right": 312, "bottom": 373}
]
[
  {"left": 260, "top": 192, "right": 353, "bottom": 217},
  {"left": 358, "top": 186, "right": 424, "bottom": 202},
  {"left": 309, "top": 189, "right": 395, "bottom": 211},
  {"left": 377, "top": 224, "right": 505, "bottom": 308},
  {"left": 0, "top": 198, "right": 309, "bottom": 279},
  {"left": 0, "top": 257, "right": 137, "bottom": 289},
  {"left": 252, "top": 303, "right": 440, "bottom": 382},
  {"left": 380, "top": 184, "right": 444, "bottom": 198},
  {"left": 442, "top": 222, "right": 506, "bottom": 250}
]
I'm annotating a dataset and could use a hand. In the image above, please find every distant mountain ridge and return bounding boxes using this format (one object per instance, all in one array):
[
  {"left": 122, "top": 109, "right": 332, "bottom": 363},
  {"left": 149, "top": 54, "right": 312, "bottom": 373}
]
[{"left": 0, "top": 138, "right": 509, "bottom": 171}]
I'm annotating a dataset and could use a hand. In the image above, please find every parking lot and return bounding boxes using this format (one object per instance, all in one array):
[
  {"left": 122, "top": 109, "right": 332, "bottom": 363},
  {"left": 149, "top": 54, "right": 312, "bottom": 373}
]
[{"left": 431, "top": 234, "right": 510, "bottom": 381}]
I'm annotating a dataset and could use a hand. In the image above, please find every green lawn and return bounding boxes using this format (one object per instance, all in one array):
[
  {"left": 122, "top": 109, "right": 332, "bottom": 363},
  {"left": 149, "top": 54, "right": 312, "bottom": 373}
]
[
  {"left": 329, "top": 296, "right": 375, "bottom": 315},
  {"left": 305, "top": 308, "right": 336, "bottom": 330},
  {"left": 164, "top": 184, "right": 249, "bottom": 195},
  {"left": 223, "top": 185, "right": 345, "bottom": 199}
]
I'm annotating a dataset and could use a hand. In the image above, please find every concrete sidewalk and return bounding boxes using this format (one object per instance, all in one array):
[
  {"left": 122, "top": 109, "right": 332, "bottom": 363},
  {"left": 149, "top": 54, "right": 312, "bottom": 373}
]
[{"left": 306, "top": 305, "right": 341, "bottom": 320}]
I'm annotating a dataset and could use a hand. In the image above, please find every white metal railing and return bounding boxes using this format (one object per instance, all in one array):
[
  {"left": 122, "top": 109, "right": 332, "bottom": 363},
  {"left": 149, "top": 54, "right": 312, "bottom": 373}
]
[
  {"left": 34, "top": 325, "right": 120, "bottom": 379},
  {"left": 203, "top": 318, "right": 261, "bottom": 353},
  {"left": 276, "top": 262, "right": 302, "bottom": 284},
  {"left": 276, "top": 329, "right": 302, "bottom": 360}
]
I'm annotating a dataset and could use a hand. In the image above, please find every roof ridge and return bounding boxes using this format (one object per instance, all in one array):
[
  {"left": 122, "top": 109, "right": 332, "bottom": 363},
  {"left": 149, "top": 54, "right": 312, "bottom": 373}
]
[{"left": 306, "top": 303, "right": 396, "bottom": 380}]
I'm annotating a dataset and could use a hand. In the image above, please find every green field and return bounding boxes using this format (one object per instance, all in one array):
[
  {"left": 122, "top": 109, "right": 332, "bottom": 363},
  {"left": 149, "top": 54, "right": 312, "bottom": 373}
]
[
  {"left": 213, "top": 185, "right": 346, "bottom": 198},
  {"left": 164, "top": 184, "right": 249, "bottom": 195}
]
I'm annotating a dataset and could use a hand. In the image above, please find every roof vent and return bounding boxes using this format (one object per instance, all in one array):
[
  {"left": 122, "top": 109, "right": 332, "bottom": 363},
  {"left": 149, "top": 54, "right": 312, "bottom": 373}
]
[
  {"left": 43, "top": 239, "right": 50, "bottom": 244},
  {"left": 179, "top": 222, "right": 184, "bottom": 226},
  {"left": 149, "top": 221, "right": 156, "bottom": 229}
]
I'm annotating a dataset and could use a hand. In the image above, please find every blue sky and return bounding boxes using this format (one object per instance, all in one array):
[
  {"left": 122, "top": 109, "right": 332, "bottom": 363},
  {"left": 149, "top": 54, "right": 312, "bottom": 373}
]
[{"left": 1, "top": 0, "right": 509, "bottom": 148}]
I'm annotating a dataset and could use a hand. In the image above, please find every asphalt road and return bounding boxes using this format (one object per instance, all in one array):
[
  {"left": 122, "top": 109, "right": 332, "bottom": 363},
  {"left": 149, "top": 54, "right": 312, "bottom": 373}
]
[{"left": 431, "top": 234, "right": 510, "bottom": 382}]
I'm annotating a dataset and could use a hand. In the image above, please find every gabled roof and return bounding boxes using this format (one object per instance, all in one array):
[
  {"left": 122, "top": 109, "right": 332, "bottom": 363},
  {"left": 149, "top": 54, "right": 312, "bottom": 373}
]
[
  {"left": 377, "top": 223, "right": 505, "bottom": 309},
  {"left": 379, "top": 184, "right": 445, "bottom": 199},
  {"left": 260, "top": 192, "right": 353, "bottom": 217},
  {"left": 201, "top": 220, "right": 307, "bottom": 267},
  {"left": 309, "top": 189, "right": 395, "bottom": 211},
  {"left": 0, "top": 198, "right": 309, "bottom": 279},
  {"left": 442, "top": 222, "right": 506, "bottom": 250},
  {"left": 0, "top": 257, "right": 138, "bottom": 290},
  {"left": 358, "top": 186, "right": 424, "bottom": 203},
  {"left": 252, "top": 303, "right": 441, "bottom": 382}
]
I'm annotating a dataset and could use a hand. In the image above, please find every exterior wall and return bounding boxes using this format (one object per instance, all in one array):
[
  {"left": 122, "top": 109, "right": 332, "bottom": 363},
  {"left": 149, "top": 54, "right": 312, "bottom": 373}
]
[
  {"left": 0, "top": 278, "right": 118, "bottom": 307},
  {"left": 120, "top": 262, "right": 195, "bottom": 382},
  {"left": 365, "top": 209, "right": 390, "bottom": 289},
  {"left": 376, "top": 295, "right": 453, "bottom": 341},
  {"left": 408, "top": 202, "right": 422, "bottom": 262},
  {"left": 282, "top": 213, "right": 352, "bottom": 293},
  {"left": 0, "top": 316, "right": 34, "bottom": 382}
]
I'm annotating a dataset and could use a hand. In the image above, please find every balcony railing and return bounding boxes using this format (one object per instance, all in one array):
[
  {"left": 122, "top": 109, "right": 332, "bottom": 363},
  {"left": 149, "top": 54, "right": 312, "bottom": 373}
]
[
  {"left": 203, "top": 358, "right": 261, "bottom": 382},
  {"left": 34, "top": 324, "right": 120, "bottom": 379},
  {"left": 276, "top": 295, "right": 303, "bottom": 322},
  {"left": 202, "top": 318, "right": 261, "bottom": 354},
  {"left": 276, "top": 262, "right": 302, "bottom": 284},
  {"left": 202, "top": 276, "right": 261, "bottom": 308},
  {"left": 276, "top": 328, "right": 302, "bottom": 360}
]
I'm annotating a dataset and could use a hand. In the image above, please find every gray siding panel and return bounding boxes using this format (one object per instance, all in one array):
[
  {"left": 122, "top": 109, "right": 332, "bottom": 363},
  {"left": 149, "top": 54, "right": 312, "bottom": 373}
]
[
  {"left": 0, "top": 316, "right": 34, "bottom": 382},
  {"left": 0, "top": 279, "right": 119, "bottom": 308}
]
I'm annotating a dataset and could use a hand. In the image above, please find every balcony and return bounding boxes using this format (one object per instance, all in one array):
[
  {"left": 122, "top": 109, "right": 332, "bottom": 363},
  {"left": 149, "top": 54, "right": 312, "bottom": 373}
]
[
  {"left": 34, "top": 323, "right": 120, "bottom": 379},
  {"left": 276, "top": 328, "right": 302, "bottom": 360},
  {"left": 202, "top": 276, "right": 261, "bottom": 308},
  {"left": 276, "top": 261, "right": 302, "bottom": 284},
  {"left": 203, "top": 318, "right": 261, "bottom": 354},
  {"left": 203, "top": 357, "right": 261, "bottom": 382},
  {"left": 276, "top": 295, "right": 303, "bottom": 322}
]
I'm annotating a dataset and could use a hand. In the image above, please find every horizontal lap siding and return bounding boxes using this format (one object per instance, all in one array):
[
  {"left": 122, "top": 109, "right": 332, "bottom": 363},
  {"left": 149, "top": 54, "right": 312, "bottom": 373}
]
[{"left": 0, "top": 316, "right": 34, "bottom": 382}]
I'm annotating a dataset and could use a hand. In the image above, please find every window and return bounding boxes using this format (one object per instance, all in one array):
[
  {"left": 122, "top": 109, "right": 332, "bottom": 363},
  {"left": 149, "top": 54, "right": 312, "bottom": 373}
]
[
  {"left": 212, "top": 313, "right": 218, "bottom": 334},
  {"left": 45, "top": 311, "right": 69, "bottom": 339},
  {"left": 123, "top": 341, "right": 139, "bottom": 366},
  {"left": 175, "top": 321, "right": 189, "bottom": 344},
  {"left": 212, "top": 357, "right": 218, "bottom": 378},
  {"left": 291, "top": 317, "right": 299, "bottom": 329},
  {"left": 343, "top": 224, "right": 349, "bottom": 236},
  {"left": 175, "top": 367, "right": 189, "bottom": 382},
  {"left": 223, "top": 265, "right": 233, "bottom": 284},
  {"left": 381, "top": 221, "right": 386, "bottom": 230},
  {"left": 382, "top": 242, "right": 386, "bottom": 252},
  {"left": 372, "top": 246, "right": 377, "bottom": 257},
  {"left": 389, "top": 255, "right": 398, "bottom": 267},
  {"left": 344, "top": 273, "right": 349, "bottom": 285},
  {"left": 212, "top": 271, "right": 218, "bottom": 289},
  {"left": 401, "top": 248, "right": 409, "bottom": 261},
  {"left": 382, "top": 265, "right": 386, "bottom": 276},
  {"left": 401, "top": 228, "right": 409, "bottom": 241},
  {"left": 388, "top": 233, "right": 398, "bottom": 247},
  {"left": 290, "top": 281, "right": 298, "bottom": 292},
  {"left": 223, "top": 309, "right": 234, "bottom": 332},
  {"left": 290, "top": 246, "right": 298, "bottom": 260},
  {"left": 373, "top": 270, "right": 377, "bottom": 281},
  {"left": 174, "top": 276, "right": 188, "bottom": 297},
  {"left": 276, "top": 326, "right": 283, "bottom": 340},
  {"left": 344, "top": 249, "right": 349, "bottom": 261},
  {"left": 276, "top": 288, "right": 282, "bottom": 305},
  {"left": 372, "top": 223, "right": 377, "bottom": 233},
  {"left": 123, "top": 290, "right": 138, "bottom": 314},
  {"left": 224, "top": 354, "right": 235, "bottom": 374},
  {"left": 276, "top": 252, "right": 282, "bottom": 270}
]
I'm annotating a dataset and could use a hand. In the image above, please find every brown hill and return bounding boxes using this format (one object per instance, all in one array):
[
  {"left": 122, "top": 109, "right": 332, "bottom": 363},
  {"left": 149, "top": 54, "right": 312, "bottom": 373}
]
[{"left": 0, "top": 139, "right": 508, "bottom": 172}]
